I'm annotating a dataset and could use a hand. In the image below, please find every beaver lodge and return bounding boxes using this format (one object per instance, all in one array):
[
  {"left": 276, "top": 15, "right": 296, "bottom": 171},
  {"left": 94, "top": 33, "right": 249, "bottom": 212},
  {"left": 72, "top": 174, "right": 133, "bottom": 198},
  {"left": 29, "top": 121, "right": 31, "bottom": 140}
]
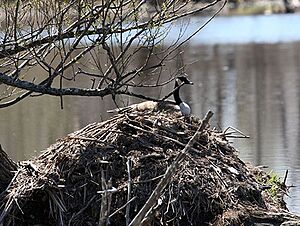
[{"left": 0, "top": 110, "right": 300, "bottom": 226}]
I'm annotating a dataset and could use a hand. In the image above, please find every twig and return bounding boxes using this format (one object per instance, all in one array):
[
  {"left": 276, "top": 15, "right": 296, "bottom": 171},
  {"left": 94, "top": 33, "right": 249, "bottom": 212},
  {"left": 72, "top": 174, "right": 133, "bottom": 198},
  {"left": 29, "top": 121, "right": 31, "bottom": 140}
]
[
  {"left": 97, "top": 187, "right": 118, "bottom": 194},
  {"left": 126, "top": 158, "right": 132, "bottom": 226},
  {"left": 128, "top": 110, "right": 214, "bottom": 226},
  {"left": 133, "top": 175, "right": 164, "bottom": 184},
  {"left": 108, "top": 197, "right": 136, "bottom": 219},
  {"left": 0, "top": 169, "right": 21, "bottom": 197},
  {"left": 48, "top": 191, "right": 67, "bottom": 213},
  {"left": 106, "top": 179, "right": 113, "bottom": 225},
  {"left": 283, "top": 170, "right": 288, "bottom": 185},
  {"left": 98, "top": 169, "right": 108, "bottom": 226},
  {"left": 223, "top": 126, "right": 250, "bottom": 139},
  {"left": 123, "top": 122, "right": 202, "bottom": 155},
  {"left": 68, "top": 195, "right": 97, "bottom": 226},
  {"left": 68, "top": 135, "right": 116, "bottom": 148},
  {"left": 0, "top": 198, "right": 14, "bottom": 223}
]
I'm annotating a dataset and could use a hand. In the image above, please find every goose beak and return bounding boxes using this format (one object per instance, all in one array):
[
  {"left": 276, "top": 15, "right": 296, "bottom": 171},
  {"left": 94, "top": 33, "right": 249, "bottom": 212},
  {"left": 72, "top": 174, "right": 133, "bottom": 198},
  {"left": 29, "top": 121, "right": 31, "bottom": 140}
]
[{"left": 184, "top": 77, "right": 193, "bottom": 85}]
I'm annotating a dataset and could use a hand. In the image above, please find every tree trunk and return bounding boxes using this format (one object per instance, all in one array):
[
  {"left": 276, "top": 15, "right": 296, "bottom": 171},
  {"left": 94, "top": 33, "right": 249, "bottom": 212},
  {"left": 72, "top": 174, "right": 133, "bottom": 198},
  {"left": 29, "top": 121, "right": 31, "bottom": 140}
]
[
  {"left": 0, "top": 145, "right": 17, "bottom": 193},
  {"left": 283, "top": 0, "right": 295, "bottom": 13}
]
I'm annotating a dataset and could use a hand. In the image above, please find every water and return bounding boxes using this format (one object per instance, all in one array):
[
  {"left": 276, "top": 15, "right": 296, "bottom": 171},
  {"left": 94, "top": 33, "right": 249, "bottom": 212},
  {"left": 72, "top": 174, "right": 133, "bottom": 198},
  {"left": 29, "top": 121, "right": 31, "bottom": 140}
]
[
  {"left": 169, "top": 14, "right": 300, "bottom": 44},
  {"left": 184, "top": 43, "right": 300, "bottom": 214},
  {"left": 1, "top": 14, "right": 300, "bottom": 213}
]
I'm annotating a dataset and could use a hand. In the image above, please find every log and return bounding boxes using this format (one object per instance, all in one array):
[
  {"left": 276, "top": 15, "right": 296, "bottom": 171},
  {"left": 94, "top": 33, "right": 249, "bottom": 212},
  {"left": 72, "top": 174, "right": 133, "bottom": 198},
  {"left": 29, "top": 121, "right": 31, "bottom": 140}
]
[{"left": 0, "top": 145, "right": 17, "bottom": 193}]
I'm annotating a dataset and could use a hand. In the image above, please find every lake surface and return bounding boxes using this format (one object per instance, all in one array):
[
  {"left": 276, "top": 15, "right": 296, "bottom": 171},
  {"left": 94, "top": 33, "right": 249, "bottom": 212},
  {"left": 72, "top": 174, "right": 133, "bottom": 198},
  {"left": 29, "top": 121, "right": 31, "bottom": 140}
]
[
  {"left": 170, "top": 14, "right": 300, "bottom": 44},
  {"left": 1, "top": 14, "right": 300, "bottom": 213}
]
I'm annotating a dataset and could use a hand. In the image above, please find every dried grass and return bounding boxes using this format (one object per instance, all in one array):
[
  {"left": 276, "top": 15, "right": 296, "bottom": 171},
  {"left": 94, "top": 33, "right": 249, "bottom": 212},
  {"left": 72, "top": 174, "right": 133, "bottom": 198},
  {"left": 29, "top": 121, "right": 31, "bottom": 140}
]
[{"left": 0, "top": 110, "right": 292, "bottom": 225}]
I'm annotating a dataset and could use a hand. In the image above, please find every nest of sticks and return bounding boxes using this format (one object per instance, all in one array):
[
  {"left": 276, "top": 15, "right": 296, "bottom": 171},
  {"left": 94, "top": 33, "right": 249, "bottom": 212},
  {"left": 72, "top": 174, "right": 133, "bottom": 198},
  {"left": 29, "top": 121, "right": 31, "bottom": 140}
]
[{"left": 0, "top": 110, "right": 292, "bottom": 225}]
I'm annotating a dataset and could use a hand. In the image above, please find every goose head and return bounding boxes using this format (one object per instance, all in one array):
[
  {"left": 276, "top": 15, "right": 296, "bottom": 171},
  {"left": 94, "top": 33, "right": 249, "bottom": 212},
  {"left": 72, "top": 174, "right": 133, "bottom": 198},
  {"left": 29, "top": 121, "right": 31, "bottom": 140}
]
[{"left": 177, "top": 76, "right": 193, "bottom": 85}]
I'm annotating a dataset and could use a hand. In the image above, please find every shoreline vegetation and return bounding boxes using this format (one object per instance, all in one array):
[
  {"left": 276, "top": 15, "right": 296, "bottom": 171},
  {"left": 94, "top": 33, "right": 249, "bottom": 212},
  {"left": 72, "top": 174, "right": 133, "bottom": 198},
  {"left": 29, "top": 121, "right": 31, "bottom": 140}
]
[
  {"left": 222, "top": 0, "right": 300, "bottom": 15},
  {"left": 0, "top": 0, "right": 297, "bottom": 32},
  {"left": 0, "top": 110, "right": 300, "bottom": 225},
  {"left": 190, "top": 0, "right": 300, "bottom": 16}
]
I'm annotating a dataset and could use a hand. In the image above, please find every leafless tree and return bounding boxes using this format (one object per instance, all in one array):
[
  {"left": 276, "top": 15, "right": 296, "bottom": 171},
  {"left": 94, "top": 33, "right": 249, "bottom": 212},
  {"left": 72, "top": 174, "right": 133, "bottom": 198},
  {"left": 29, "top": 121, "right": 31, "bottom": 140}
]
[{"left": 0, "top": 0, "right": 226, "bottom": 108}]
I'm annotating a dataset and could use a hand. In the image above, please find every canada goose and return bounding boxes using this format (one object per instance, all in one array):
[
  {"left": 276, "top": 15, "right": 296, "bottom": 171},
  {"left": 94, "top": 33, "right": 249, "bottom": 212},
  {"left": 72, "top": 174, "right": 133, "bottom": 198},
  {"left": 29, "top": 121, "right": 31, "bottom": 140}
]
[{"left": 108, "top": 76, "right": 193, "bottom": 115}]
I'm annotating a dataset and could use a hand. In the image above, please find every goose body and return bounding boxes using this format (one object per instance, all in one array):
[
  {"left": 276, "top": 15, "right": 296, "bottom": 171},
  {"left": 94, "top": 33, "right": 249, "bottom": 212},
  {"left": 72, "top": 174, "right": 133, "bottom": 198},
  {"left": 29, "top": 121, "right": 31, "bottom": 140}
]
[
  {"left": 108, "top": 76, "right": 193, "bottom": 115},
  {"left": 108, "top": 100, "right": 179, "bottom": 114}
]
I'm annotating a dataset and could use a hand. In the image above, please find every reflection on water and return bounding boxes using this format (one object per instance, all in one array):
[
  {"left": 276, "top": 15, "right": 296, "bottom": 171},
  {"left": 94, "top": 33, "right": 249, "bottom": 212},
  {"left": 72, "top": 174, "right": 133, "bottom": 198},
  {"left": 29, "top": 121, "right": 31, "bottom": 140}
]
[
  {"left": 185, "top": 43, "right": 300, "bottom": 214},
  {"left": 0, "top": 95, "right": 115, "bottom": 160},
  {"left": 1, "top": 19, "right": 300, "bottom": 214}
]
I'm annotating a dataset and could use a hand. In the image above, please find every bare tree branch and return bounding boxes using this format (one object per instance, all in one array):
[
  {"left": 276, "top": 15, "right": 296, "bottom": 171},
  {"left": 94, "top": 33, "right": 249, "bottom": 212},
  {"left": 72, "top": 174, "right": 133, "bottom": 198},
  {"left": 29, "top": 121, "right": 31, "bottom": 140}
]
[{"left": 0, "top": 0, "right": 227, "bottom": 108}]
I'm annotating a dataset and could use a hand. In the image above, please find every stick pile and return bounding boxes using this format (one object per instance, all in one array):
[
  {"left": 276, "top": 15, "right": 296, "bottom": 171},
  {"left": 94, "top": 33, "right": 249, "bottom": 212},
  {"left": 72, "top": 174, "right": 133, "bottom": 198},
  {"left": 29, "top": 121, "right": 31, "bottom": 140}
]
[{"left": 0, "top": 110, "right": 294, "bottom": 225}]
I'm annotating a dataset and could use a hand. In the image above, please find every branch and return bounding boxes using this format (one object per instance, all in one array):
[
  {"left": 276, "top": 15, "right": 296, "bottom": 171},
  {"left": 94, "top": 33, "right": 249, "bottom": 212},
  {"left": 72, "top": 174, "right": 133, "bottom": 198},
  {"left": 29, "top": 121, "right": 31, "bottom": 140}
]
[
  {"left": 0, "top": 2, "right": 109, "bottom": 59},
  {"left": 0, "top": 91, "right": 32, "bottom": 109},
  {"left": 0, "top": 0, "right": 223, "bottom": 60},
  {"left": 0, "top": 0, "right": 226, "bottom": 108},
  {"left": 0, "top": 72, "right": 112, "bottom": 97},
  {"left": 0, "top": 72, "right": 165, "bottom": 103}
]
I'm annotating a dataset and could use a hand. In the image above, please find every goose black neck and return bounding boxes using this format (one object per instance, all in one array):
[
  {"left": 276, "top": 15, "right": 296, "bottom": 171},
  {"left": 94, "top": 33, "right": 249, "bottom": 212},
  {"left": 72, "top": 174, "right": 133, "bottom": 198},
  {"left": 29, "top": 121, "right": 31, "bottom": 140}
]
[{"left": 174, "top": 80, "right": 182, "bottom": 105}]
